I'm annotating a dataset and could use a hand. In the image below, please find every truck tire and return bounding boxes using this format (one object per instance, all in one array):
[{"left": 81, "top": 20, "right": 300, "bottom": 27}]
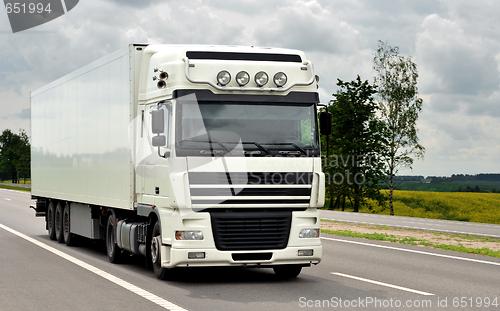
[
  {"left": 273, "top": 265, "right": 302, "bottom": 279},
  {"left": 63, "top": 203, "right": 74, "bottom": 246},
  {"left": 47, "top": 201, "right": 56, "bottom": 240},
  {"left": 151, "top": 221, "right": 169, "bottom": 280},
  {"left": 106, "top": 213, "right": 122, "bottom": 263},
  {"left": 55, "top": 202, "right": 64, "bottom": 243}
]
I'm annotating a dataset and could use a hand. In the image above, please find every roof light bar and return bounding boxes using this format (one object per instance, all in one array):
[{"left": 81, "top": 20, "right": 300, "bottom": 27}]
[
  {"left": 273, "top": 72, "right": 287, "bottom": 87},
  {"left": 254, "top": 71, "right": 268, "bottom": 87},
  {"left": 217, "top": 70, "right": 231, "bottom": 86},
  {"left": 236, "top": 71, "right": 250, "bottom": 86}
]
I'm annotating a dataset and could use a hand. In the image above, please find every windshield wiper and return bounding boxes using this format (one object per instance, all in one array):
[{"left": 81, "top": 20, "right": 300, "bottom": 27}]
[
  {"left": 264, "top": 142, "right": 308, "bottom": 156},
  {"left": 241, "top": 142, "right": 272, "bottom": 155},
  {"left": 177, "top": 138, "right": 233, "bottom": 154}
]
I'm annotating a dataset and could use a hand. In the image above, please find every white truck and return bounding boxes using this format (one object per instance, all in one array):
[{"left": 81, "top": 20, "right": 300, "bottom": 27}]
[{"left": 30, "top": 44, "right": 327, "bottom": 279}]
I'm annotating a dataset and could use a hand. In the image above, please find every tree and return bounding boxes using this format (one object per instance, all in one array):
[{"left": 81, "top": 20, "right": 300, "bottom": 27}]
[
  {"left": 0, "top": 129, "right": 31, "bottom": 183},
  {"left": 373, "top": 41, "right": 425, "bottom": 215},
  {"left": 323, "top": 76, "right": 387, "bottom": 212},
  {"left": 15, "top": 130, "right": 31, "bottom": 183}
]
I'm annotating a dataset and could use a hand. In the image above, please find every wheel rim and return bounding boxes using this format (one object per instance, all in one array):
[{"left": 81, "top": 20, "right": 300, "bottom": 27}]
[
  {"left": 107, "top": 220, "right": 115, "bottom": 255},
  {"left": 151, "top": 236, "right": 160, "bottom": 264}
]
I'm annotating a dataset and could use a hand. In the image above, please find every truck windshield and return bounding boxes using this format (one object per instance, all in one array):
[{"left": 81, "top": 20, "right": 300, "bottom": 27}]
[{"left": 176, "top": 102, "right": 319, "bottom": 157}]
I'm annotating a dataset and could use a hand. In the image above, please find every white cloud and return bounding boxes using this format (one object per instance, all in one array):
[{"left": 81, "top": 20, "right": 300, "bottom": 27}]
[
  {"left": 416, "top": 14, "right": 500, "bottom": 97},
  {"left": 254, "top": 1, "right": 360, "bottom": 54}
]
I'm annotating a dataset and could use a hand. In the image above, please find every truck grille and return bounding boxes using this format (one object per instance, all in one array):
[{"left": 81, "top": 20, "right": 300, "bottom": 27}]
[
  {"left": 210, "top": 211, "right": 292, "bottom": 250},
  {"left": 189, "top": 172, "right": 313, "bottom": 210}
]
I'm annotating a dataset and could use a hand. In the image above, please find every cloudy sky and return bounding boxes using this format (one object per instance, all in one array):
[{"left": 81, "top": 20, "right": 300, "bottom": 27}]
[{"left": 1, "top": 0, "right": 499, "bottom": 177}]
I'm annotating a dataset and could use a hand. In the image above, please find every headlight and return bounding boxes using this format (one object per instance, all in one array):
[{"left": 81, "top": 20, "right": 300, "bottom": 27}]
[
  {"left": 299, "top": 229, "right": 319, "bottom": 238},
  {"left": 236, "top": 71, "right": 250, "bottom": 86},
  {"left": 217, "top": 70, "right": 231, "bottom": 86},
  {"left": 175, "top": 231, "right": 204, "bottom": 240},
  {"left": 273, "top": 72, "right": 287, "bottom": 87},
  {"left": 254, "top": 71, "right": 268, "bottom": 87}
]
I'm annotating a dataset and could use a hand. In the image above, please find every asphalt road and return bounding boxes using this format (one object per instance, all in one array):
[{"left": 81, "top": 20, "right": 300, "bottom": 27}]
[
  {"left": 1, "top": 188, "right": 499, "bottom": 311},
  {"left": 320, "top": 210, "right": 500, "bottom": 238}
]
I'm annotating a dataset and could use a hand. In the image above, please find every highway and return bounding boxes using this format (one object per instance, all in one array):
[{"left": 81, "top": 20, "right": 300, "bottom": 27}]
[{"left": 1, "top": 188, "right": 499, "bottom": 311}]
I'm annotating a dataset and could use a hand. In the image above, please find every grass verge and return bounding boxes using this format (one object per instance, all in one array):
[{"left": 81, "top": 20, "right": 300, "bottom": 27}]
[
  {"left": 0, "top": 185, "right": 31, "bottom": 192},
  {"left": 323, "top": 190, "right": 500, "bottom": 225},
  {"left": 321, "top": 220, "right": 500, "bottom": 258}
]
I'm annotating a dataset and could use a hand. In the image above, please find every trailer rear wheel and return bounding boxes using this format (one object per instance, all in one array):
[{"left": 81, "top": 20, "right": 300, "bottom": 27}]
[
  {"left": 106, "top": 213, "right": 122, "bottom": 263},
  {"left": 47, "top": 201, "right": 56, "bottom": 240},
  {"left": 63, "top": 203, "right": 74, "bottom": 246},
  {"left": 273, "top": 265, "right": 302, "bottom": 279},
  {"left": 55, "top": 202, "right": 64, "bottom": 243},
  {"left": 151, "top": 221, "right": 169, "bottom": 280}
]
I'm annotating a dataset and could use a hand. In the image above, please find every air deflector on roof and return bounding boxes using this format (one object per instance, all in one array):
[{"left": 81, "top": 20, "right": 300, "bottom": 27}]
[{"left": 186, "top": 51, "right": 302, "bottom": 63}]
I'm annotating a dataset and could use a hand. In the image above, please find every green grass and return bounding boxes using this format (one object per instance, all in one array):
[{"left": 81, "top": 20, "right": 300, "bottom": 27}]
[
  {"left": 324, "top": 190, "right": 500, "bottom": 225},
  {"left": 0, "top": 184, "right": 31, "bottom": 192}
]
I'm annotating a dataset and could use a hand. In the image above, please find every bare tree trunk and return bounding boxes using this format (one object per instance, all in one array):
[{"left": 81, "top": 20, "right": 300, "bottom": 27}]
[
  {"left": 388, "top": 128, "right": 395, "bottom": 216},
  {"left": 331, "top": 196, "right": 340, "bottom": 210},
  {"left": 389, "top": 173, "right": 394, "bottom": 215},
  {"left": 353, "top": 185, "right": 360, "bottom": 213}
]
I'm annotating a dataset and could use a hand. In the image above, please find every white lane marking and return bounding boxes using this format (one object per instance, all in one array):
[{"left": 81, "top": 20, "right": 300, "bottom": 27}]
[
  {"left": 321, "top": 218, "right": 500, "bottom": 238},
  {"left": 332, "top": 272, "right": 434, "bottom": 296},
  {"left": 0, "top": 223, "right": 188, "bottom": 311},
  {"left": 4, "top": 198, "right": 11, "bottom": 201},
  {"left": 321, "top": 236, "right": 500, "bottom": 266}
]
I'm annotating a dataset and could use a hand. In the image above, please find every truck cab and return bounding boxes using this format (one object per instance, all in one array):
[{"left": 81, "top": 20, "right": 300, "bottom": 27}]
[{"left": 139, "top": 45, "right": 324, "bottom": 278}]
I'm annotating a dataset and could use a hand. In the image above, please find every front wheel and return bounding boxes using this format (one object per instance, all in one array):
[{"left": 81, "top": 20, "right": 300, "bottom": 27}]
[
  {"left": 151, "top": 221, "right": 169, "bottom": 280},
  {"left": 273, "top": 265, "right": 302, "bottom": 279}
]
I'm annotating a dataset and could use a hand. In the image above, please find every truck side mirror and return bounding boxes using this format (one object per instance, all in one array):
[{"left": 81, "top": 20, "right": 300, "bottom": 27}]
[
  {"left": 151, "top": 109, "right": 164, "bottom": 134},
  {"left": 152, "top": 135, "right": 166, "bottom": 147},
  {"left": 319, "top": 111, "right": 332, "bottom": 136}
]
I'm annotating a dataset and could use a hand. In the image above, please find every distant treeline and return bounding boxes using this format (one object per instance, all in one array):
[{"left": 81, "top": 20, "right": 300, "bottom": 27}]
[
  {"left": 430, "top": 174, "right": 500, "bottom": 183},
  {"left": 388, "top": 174, "right": 500, "bottom": 193},
  {"left": 393, "top": 175, "right": 424, "bottom": 182},
  {"left": 392, "top": 174, "right": 500, "bottom": 183}
]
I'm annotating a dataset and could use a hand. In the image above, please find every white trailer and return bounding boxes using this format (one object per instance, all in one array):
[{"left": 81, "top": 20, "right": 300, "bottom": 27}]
[{"left": 31, "top": 44, "right": 326, "bottom": 279}]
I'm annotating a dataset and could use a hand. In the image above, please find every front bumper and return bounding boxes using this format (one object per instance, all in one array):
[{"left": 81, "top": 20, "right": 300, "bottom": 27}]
[{"left": 161, "top": 244, "right": 322, "bottom": 268}]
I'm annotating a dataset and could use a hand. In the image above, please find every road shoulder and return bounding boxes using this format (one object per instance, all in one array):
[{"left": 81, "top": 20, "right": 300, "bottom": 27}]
[{"left": 321, "top": 220, "right": 500, "bottom": 256}]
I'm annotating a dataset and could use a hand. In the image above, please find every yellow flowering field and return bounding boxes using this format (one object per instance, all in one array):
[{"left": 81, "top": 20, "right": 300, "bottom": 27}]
[{"left": 361, "top": 190, "right": 500, "bottom": 225}]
